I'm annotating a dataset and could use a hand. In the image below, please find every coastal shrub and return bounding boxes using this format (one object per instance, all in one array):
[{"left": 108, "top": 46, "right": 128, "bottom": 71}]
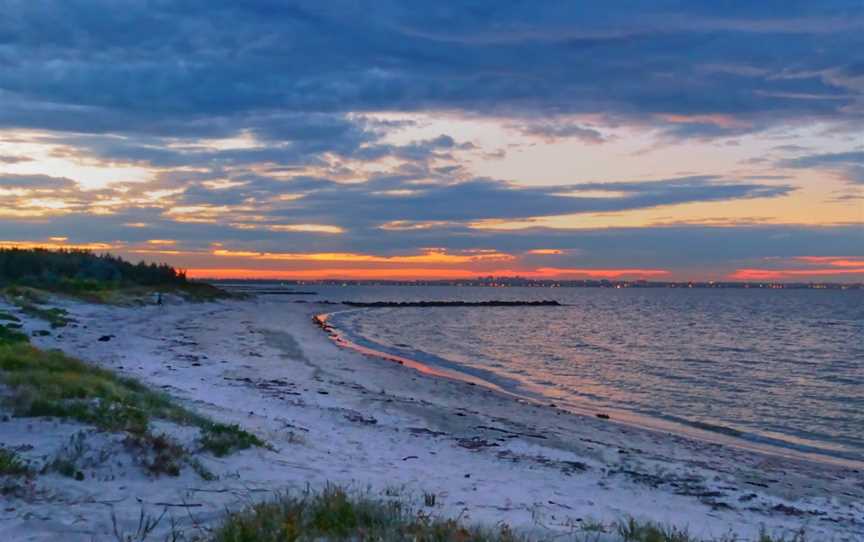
[
  {"left": 199, "top": 422, "right": 266, "bottom": 457},
  {"left": 0, "top": 311, "right": 20, "bottom": 322},
  {"left": 43, "top": 432, "right": 88, "bottom": 481},
  {"left": 0, "top": 325, "right": 29, "bottom": 345},
  {"left": 0, "top": 249, "right": 186, "bottom": 287},
  {"left": 0, "top": 447, "right": 30, "bottom": 477},
  {"left": 617, "top": 518, "right": 695, "bottom": 541},
  {"left": 2, "top": 290, "right": 72, "bottom": 328},
  {"left": 124, "top": 432, "right": 186, "bottom": 477},
  {"left": 213, "top": 485, "right": 523, "bottom": 542},
  {"left": 0, "top": 249, "right": 233, "bottom": 307}
]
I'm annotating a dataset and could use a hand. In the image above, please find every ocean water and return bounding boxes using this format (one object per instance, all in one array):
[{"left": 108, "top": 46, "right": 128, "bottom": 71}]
[{"left": 302, "top": 285, "right": 863, "bottom": 463}]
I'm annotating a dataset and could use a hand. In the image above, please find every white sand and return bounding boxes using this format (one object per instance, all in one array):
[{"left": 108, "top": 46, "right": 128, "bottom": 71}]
[{"left": 1, "top": 296, "right": 862, "bottom": 541}]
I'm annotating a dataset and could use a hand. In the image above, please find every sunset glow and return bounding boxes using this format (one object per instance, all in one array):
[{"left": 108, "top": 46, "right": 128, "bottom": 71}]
[{"left": 0, "top": 3, "right": 861, "bottom": 282}]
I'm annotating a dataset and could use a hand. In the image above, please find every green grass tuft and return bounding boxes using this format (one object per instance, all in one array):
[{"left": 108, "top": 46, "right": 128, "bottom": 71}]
[
  {"left": 200, "top": 422, "right": 266, "bottom": 457},
  {"left": 0, "top": 311, "right": 20, "bottom": 323},
  {"left": 2, "top": 288, "right": 72, "bottom": 327},
  {"left": 0, "top": 325, "right": 29, "bottom": 345},
  {"left": 213, "top": 485, "right": 523, "bottom": 542},
  {"left": 0, "top": 341, "right": 265, "bottom": 468},
  {"left": 0, "top": 447, "right": 31, "bottom": 477},
  {"left": 617, "top": 517, "right": 696, "bottom": 542},
  {"left": 124, "top": 432, "right": 187, "bottom": 477},
  {"left": 0, "top": 342, "right": 201, "bottom": 434}
]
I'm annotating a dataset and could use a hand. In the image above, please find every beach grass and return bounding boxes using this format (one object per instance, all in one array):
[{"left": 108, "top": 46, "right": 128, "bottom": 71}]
[
  {"left": 0, "top": 311, "right": 20, "bottom": 322},
  {"left": 0, "top": 325, "right": 29, "bottom": 344},
  {"left": 213, "top": 485, "right": 522, "bottom": 542},
  {"left": 0, "top": 447, "right": 31, "bottom": 477},
  {"left": 0, "top": 340, "right": 264, "bottom": 470},
  {"left": 211, "top": 487, "right": 807, "bottom": 542},
  {"left": 2, "top": 287, "right": 71, "bottom": 328},
  {"left": 0, "top": 341, "right": 197, "bottom": 433},
  {"left": 200, "top": 422, "right": 266, "bottom": 457}
]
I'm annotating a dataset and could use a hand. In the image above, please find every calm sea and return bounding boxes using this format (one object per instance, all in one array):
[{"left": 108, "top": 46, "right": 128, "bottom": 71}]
[{"left": 289, "top": 285, "right": 863, "bottom": 463}]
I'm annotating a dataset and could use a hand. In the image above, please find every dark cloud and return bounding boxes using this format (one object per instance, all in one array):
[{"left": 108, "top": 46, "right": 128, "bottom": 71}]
[
  {"left": 1, "top": 1, "right": 860, "bottom": 277},
  {"left": 135, "top": 172, "right": 795, "bottom": 229},
  {"left": 2, "top": 209, "right": 860, "bottom": 274},
  {"left": 1, "top": 168, "right": 796, "bottom": 252},
  {"left": 0, "top": 1, "right": 860, "bottom": 139},
  {"left": 0, "top": 174, "right": 78, "bottom": 190},
  {"left": 777, "top": 151, "right": 864, "bottom": 184},
  {"left": 513, "top": 122, "right": 606, "bottom": 144},
  {"left": 0, "top": 155, "right": 32, "bottom": 164}
]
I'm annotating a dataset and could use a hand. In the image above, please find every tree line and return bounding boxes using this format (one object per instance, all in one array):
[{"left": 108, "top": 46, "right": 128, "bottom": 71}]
[{"left": 0, "top": 248, "right": 188, "bottom": 288}]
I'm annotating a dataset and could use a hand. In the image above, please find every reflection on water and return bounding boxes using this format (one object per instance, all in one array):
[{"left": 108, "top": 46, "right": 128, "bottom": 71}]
[{"left": 309, "top": 286, "right": 863, "bottom": 462}]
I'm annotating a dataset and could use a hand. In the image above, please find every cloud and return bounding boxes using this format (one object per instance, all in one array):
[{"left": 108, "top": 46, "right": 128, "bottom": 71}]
[
  {"left": 513, "top": 122, "right": 606, "bottom": 144},
  {"left": 729, "top": 268, "right": 864, "bottom": 280},
  {"left": 0, "top": 174, "right": 78, "bottom": 190},
  {"left": 0, "top": 155, "right": 32, "bottom": 164},
  {"left": 0, "top": 2, "right": 860, "bottom": 281},
  {"left": 777, "top": 151, "right": 864, "bottom": 184},
  {"left": 0, "top": 1, "right": 860, "bottom": 140},
  {"left": 257, "top": 175, "right": 794, "bottom": 228}
]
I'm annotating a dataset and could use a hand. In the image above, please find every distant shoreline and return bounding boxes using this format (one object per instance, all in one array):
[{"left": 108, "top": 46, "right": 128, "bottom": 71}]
[{"left": 207, "top": 278, "right": 864, "bottom": 290}]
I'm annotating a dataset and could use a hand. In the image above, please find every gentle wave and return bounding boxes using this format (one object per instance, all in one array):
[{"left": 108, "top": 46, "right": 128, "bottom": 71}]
[{"left": 306, "top": 286, "right": 864, "bottom": 464}]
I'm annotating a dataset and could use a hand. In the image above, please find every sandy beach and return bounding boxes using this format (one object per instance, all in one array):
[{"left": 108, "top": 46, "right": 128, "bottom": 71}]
[{"left": 1, "top": 295, "right": 862, "bottom": 541}]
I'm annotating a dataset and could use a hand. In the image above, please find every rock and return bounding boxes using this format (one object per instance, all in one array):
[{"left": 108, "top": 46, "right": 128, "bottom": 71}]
[
  {"left": 98, "top": 335, "right": 114, "bottom": 342},
  {"left": 457, "top": 437, "right": 499, "bottom": 450},
  {"left": 344, "top": 412, "right": 377, "bottom": 425}
]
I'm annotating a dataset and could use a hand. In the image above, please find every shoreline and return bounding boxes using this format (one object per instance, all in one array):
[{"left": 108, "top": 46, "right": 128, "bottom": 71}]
[
  {"left": 316, "top": 306, "right": 864, "bottom": 470},
  {"left": 2, "top": 296, "right": 863, "bottom": 540}
]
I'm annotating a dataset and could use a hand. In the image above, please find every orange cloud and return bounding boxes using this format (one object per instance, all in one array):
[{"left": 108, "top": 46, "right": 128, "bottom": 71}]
[
  {"left": 729, "top": 268, "right": 864, "bottom": 280},
  {"left": 792, "top": 256, "right": 864, "bottom": 267},
  {"left": 268, "top": 224, "right": 344, "bottom": 234},
  {"left": 186, "top": 267, "right": 490, "bottom": 280},
  {"left": 526, "top": 249, "right": 563, "bottom": 255},
  {"left": 186, "top": 266, "right": 669, "bottom": 280},
  {"left": 211, "top": 248, "right": 515, "bottom": 264},
  {"left": 0, "top": 240, "right": 117, "bottom": 251},
  {"left": 128, "top": 249, "right": 187, "bottom": 256},
  {"left": 660, "top": 113, "right": 747, "bottom": 128},
  {"left": 518, "top": 267, "right": 669, "bottom": 278}
]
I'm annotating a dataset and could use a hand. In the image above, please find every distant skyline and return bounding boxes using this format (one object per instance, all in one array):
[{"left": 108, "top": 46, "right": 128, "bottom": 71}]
[{"left": 1, "top": 1, "right": 862, "bottom": 281}]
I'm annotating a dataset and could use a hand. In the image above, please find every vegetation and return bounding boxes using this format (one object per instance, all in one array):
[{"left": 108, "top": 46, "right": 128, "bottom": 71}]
[
  {"left": 0, "top": 325, "right": 29, "bottom": 344},
  {"left": 212, "top": 487, "right": 807, "bottom": 542},
  {"left": 0, "top": 248, "right": 228, "bottom": 303},
  {"left": 3, "top": 288, "right": 72, "bottom": 327},
  {"left": 0, "top": 311, "right": 20, "bottom": 322},
  {"left": 0, "top": 336, "right": 264, "bottom": 477},
  {"left": 43, "top": 432, "right": 88, "bottom": 481},
  {"left": 0, "top": 341, "right": 198, "bottom": 433},
  {"left": 213, "top": 485, "right": 522, "bottom": 542},
  {"left": 200, "top": 422, "right": 267, "bottom": 457},
  {"left": 0, "top": 447, "right": 30, "bottom": 477},
  {"left": 0, "top": 248, "right": 186, "bottom": 287},
  {"left": 123, "top": 432, "right": 187, "bottom": 477}
]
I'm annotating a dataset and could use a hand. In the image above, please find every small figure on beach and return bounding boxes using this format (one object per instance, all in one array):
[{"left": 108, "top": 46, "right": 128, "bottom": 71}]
[{"left": 155, "top": 292, "right": 163, "bottom": 306}]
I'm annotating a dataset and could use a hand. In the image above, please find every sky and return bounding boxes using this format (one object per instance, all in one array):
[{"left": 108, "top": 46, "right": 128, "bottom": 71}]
[{"left": 0, "top": 1, "right": 862, "bottom": 282}]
